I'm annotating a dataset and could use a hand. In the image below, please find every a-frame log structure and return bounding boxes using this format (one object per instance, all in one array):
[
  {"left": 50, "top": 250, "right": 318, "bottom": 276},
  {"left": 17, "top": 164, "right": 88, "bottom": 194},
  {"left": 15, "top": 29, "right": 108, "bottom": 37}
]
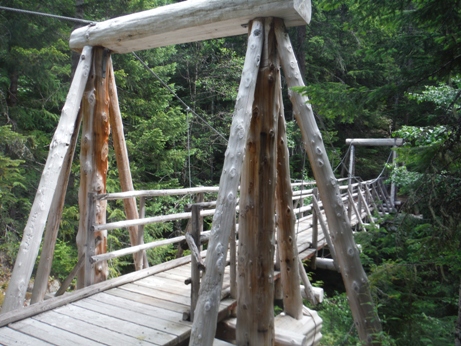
[{"left": 2, "top": 1, "right": 382, "bottom": 345}]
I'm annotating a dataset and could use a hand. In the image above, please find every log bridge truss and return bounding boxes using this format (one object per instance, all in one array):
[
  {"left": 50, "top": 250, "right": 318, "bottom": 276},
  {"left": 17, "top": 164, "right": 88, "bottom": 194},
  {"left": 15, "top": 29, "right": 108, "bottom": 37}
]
[{"left": 0, "top": 1, "right": 398, "bottom": 345}]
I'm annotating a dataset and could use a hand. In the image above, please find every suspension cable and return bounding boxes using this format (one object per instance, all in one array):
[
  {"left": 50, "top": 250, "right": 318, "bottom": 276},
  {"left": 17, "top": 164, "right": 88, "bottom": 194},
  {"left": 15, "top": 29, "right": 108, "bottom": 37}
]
[{"left": 0, "top": 6, "right": 94, "bottom": 24}]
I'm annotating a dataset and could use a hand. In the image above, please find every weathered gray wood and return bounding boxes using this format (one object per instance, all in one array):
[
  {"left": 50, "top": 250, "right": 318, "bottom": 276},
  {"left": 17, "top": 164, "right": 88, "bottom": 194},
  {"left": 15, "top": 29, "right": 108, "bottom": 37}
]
[
  {"left": 33, "top": 310, "right": 149, "bottom": 346},
  {"left": 229, "top": 217, "right": 237, "bottom": 299},
  {"left": 348, "top": 190, "right": 365, "bottom": 230},
  {"left": 55, "top": 303, "right": 174, "bottom": 345},
  {"left": 311, "top": 188, "right": 319, "bottom": 269},
  {"left": 315, "top": 258, "right": 337, "bottom": 271},
  {"left": 31, "top": 109, "right": 83, "bottom": 304},
  {"left": 108, "top": 60, "right": 147, "bottom": 270},
  {"left": 358, "top": 186, "right": 375, "bottom": 226},
  {"left": 237, "top": 18, "right": 278, "bottom": 345},
  {"left": 70, "top": 0, "right": 311, "bottom": 54},
  {"left": 275, "top": 19, "right": 382, "bottom": 344},
  {"left": 85, "top": 193, "right": 96, "bottom": 287},
  {"left": 9, "top": 318, "right": 101, "bottom": 345},
  {"left": 275, "top": 72, "right": 303, "bottom": 320},
  {"left": 311, "top": 195, "right": 338, "bottom": 267},
  {"left": 189, "top": 20, "right": 264, "bottom": 346},
  {"left": 1, "top": 46, "right": 93, "bottom": 315},
  {"left": 55, "top": 254, "right": 85, "bottom": 297},
  {"left": 0, "top": 253, "right": 195, "bottom": 327},
  {"left": 93, "top": 208, "right": 215, "bottom": 232},
  {"left": 0, "top": 326, "right": 51, "bottom": 345},
  {"left": 298, "top": 257, "right": 317, "bottom": 305},
  {"left": 348, "top": 144, "right": 355, "bottom": 221},
  {"left": 97, "top": 186, "right": 219, "bottom": 200},
  {"left": 189, "top": 205, "right": 203, "bottom": 321},
  {"left": 346, "top": 138, "right": 404, "bottom": 146}
]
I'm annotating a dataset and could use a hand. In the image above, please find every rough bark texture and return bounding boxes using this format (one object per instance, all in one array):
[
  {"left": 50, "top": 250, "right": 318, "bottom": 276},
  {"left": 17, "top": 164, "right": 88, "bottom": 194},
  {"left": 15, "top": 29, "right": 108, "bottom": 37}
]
[
  {"left": 77, "top": 47, "right": 110, "bottom": 288},
  {"left": 107, "top": 59, "right": 148, "bottom": 270},
  {"left": 1, "top": 47, "right": 92, "bottom": 314},
  {"left": 275, "top": 73, "right": 303, "bottom": 319},
  {"left": 189, "top": 20, "right": 264, "bottom": 346},
  {"left": 274, "top": 19, "right": 382, "bottom": 344},
  {"left": 237, "top": 18, "right": 278, "bottom": 346}
]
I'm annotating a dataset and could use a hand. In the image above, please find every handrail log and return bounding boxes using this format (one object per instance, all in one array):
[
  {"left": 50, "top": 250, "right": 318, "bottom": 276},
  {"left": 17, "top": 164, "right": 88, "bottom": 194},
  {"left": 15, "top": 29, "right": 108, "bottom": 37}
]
[{"left": 92, "top": 209, "right": 216, "bottom": 232}]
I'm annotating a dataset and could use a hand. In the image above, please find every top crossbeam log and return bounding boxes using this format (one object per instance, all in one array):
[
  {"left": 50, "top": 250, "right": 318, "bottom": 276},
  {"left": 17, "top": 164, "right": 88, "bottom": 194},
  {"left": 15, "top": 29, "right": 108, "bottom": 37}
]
[{"left": 69, "top": 0, "right": 311, "bottom": 54}]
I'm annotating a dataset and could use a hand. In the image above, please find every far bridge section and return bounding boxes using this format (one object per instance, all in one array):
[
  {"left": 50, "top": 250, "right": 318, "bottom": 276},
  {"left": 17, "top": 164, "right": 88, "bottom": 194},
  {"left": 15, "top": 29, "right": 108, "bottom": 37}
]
[{"left": 0, "top": 178, "right": 391, "bottom": 345}]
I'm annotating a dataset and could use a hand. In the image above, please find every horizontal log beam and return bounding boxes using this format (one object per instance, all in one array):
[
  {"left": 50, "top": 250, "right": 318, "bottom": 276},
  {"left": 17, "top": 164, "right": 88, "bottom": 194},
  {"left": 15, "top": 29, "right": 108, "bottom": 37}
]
[
  {"left": 69, "top": 0, "right": 311, "bottom": 54},
  {"left": 346, "top": 138, "right": 404, "bottom": 146}
]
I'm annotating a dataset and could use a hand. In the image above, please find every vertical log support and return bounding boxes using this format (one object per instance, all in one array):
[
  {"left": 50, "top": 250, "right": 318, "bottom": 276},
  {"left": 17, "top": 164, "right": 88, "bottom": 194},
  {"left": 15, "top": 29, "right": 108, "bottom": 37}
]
[
  {"left": 310, "top": 188, "right": 319, "bottom": 269},
  {"left": 1, "top": 47, "right": 93, "bottom": 314},
  {"left": 189, "top": 20, "right": 263, "bottom": 346},
  {"left": 275, "top": 71, "right": 303, "bottom": 320},
  {"left": 275, "top": 19, "right": 382, "bottom": 344},
  {"left": 108, "top": 60, "right": 147, "bottom": 270},
  {"left": 77, "top": 47, "right": 111, "bottom": 288},
  {"left": 190, "top": 204, "right": 202, "bottom": 322},
  {"left": 229, "top": 216, "right": 237, "bottom": 299},
  {"left": 348, "top": 144, "right": 355, "bottom": 221},
  {"left": 237, "top": 17, "right": 278, "bottom": 346}
]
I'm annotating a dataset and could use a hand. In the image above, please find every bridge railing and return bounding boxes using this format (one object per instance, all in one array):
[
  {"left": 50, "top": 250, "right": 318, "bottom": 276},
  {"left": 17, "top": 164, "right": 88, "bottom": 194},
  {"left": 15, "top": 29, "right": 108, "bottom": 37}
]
[{"left": 74, "top": 177, "right": 390, "bottom": 313}]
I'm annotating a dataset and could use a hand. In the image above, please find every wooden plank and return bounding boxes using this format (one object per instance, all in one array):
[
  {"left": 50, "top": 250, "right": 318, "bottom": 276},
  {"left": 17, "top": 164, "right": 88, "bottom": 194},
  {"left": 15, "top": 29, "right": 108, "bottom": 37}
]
[
  {"left": 120, "top": 283, "right": 191, "bottom": 306},
  {"left": 0, "top": 253, "right": 193, "bottom": 327},
  {"left": 1, "top": 46, "right": 93, "bottom": 314},
  {"left": 0, "top": 327, "right": 51, "bottom": 346},
  {"left": 72, "top": 298, "right": 190, "bottom": 341},
  {"left": 190, "top": 19, "right": 264, "bottom": 346},
  {"left": 33, "top": 310, "right": 151, "bottom": 345},
  {"left": 106, "top": 288, "right": 189, "bottom": 314},
  {"left": 69, "top": 0, "right": 311, "bottom": 54},
  {"left": 88, "top": 292, "right": 190, "bottom": 326},
  {"left": 55, "top": 304, "right": 172, "bottom": 345},
  {"left": 9, "top": 318, "right": 101, "bottom": 345}
]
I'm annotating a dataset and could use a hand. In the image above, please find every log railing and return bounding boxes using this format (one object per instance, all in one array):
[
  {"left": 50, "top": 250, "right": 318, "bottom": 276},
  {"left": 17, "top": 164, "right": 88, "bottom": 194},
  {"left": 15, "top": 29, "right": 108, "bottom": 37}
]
[{"left": 71, "top": 177, "right": 391, "bottom": 313}]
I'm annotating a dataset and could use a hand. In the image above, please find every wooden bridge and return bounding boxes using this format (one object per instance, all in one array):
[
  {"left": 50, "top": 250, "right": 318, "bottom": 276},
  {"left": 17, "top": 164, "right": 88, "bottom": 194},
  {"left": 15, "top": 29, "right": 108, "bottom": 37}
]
[
  {"left": 0, "top": 1, "right": 400, "bottom": 344},
  {"left": 0, "top": 178, "right": 392, "bottom": 345}
]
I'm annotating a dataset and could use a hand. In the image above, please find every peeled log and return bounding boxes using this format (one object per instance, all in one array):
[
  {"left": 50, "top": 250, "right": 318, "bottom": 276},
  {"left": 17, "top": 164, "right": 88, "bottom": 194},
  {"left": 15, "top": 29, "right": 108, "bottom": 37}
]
[
  {"left": 275, "top": 19, "right": 382, "bottom": 344},
  {"left": 77, "top": 47, "right": 111, "bottom": 287},
  {"left": 237, "top": 17, "right": 278, "bottom": 345},
  {"left": 189, "top": 20, "right": 264, "bottom": 346},
  {"left": 1, "top": 47, "right": 93, "bottom": 314}
]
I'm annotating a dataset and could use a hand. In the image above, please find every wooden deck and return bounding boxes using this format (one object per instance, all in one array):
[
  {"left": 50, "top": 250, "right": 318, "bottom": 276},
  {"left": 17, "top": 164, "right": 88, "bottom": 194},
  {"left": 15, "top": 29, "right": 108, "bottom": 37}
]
[
  {"left": 0, "top": 213, "right": 334, "bottom": 346},
  {"left": 0, "top": 184, "right": 379, "bottom": 346}
]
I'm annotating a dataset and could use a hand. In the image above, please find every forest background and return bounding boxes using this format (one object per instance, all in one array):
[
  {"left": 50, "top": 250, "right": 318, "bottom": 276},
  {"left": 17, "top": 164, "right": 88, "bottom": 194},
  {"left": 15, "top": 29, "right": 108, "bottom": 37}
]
[{"left": 0, "top": 0, "right": 460, "bottom": 345}]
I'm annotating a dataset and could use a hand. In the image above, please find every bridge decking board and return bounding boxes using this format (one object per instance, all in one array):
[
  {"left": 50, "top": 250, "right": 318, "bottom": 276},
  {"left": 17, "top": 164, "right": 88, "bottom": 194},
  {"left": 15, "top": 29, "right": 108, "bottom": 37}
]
[{"left": 0, "top": 207, "right": 372, "bottom": 345}]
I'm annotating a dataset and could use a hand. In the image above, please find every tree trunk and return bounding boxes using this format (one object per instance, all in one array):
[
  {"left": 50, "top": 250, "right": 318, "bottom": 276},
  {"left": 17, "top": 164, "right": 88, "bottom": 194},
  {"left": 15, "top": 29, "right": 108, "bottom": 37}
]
[
  {"left": 77, "top": 47, "right": 111, "bottom": 288},
  {"left": 274, "top": 19, "right": 382, "bottom": 345},
  {"left": 189, "top": 20, "right": 264, "bottom": 346},
  {"left": 237, "top": 18, "right": 278, "bottom": 346}
]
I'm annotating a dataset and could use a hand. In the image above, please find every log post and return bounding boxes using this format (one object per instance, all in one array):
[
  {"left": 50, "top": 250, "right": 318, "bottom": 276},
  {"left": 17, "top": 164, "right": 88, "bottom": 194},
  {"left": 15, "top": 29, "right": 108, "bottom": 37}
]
[
  {"left": 31, "top": 109, "right": 83, "bottom": 304},
  {"left": 310, "top": 188, "right": 319, "bottom": 269},
  {"left": 1, "top": 47, "right": 92, "bottom": 314},
  {"left": 348, "top": 144, "right": 355, "bottom": 221},
  {"left": 237, "top": 17, "right": 278, "bottom": 345},
  {"left": 275, "top": 19, "right": 382, "bottom": 344},
  {"left": 189, "top": 20, "right": 264, "bottom": 346},
  {"left": 77, "top": 47, "right": 111, "bottom": 288},
  {"left": 108, "top": 60, "right": 147, "bottom": 270},
  {"left": 189, "top": 204, "right": 202, "bottom": 322},
  {"left": 275, "top": 70, "right": 303, "bottom": 320}
]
